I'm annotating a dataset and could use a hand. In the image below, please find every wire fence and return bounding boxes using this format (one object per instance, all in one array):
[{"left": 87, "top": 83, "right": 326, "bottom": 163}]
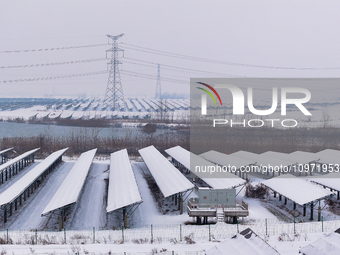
[
  {"left": 1, "top": 218, "right": 340, "bottom": 246},
  {"left": 28, "top": 252, "right": 205, "bottom": 255},
  {"left": 95, "top": 253, "right": 205, "bottom": 255}
]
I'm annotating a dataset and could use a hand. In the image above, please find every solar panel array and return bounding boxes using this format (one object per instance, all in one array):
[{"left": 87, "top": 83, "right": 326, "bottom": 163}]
[
  {"left": 107, "top": 149, "right": 142, "bottom": 213},
  {"left": 139, "top": 145, "right": 194, "bottom": 197}
]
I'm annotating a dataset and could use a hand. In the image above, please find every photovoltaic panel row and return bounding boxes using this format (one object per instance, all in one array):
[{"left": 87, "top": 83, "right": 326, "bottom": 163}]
[
  {"left": 165, "top": 146, "right": 246, "bottom": 189},
  {"left": 0, "top": 148, "right": 68, "bottom": 207},
  {"left": 139, "top": 145, "right": 194, "bottom": 198},
  {"left": 106, "top": 149, "right": 142, "bottom": 213},
  {"left": 42, "top": 148, "right": 97, "bottom": 215}
]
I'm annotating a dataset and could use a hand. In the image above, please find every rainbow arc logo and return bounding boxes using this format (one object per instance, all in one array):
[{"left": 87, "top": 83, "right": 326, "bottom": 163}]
[{"left": 196, "top": 82, "right": 222, "bottom": 106}]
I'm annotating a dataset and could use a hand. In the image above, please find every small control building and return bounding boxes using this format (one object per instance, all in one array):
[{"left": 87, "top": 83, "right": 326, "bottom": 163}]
[{"left": 187, "top": 188, "right": 249, "bottom": 224}]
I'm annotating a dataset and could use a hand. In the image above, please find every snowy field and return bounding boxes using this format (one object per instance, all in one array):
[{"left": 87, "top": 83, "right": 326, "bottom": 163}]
[{"left": 0, "top": 232, "right": 333, "bottom": 254}]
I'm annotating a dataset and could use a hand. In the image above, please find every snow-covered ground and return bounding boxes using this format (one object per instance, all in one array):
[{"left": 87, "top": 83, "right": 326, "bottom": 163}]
[{"left": 0, "top": 232, "right": 330, "bottom": 254}]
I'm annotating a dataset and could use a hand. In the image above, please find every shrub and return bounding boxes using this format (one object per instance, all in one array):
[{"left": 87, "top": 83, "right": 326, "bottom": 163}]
[{"left": 245, "top": 183, "right": 269, "bottom": 199}]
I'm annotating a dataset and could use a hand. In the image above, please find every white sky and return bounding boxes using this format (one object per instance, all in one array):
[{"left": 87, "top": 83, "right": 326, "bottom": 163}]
[{"left": 0, "top": 0, "right": 340, "bottom": 98}]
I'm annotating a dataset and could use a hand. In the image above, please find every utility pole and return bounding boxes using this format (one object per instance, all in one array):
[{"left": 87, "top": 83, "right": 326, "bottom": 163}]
[
  {"left": 104, "top": 33, "right": 125, "bottom": 111},
  {"left": 155, "top": 64, "right": 161, "bottom": 99}
]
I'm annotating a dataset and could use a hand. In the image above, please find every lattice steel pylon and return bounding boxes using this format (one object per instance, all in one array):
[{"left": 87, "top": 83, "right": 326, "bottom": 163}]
[
  {"left": 155, "top": 64, "right": 161, "bottom": 99},
  {"left": 104, "top": 33, "right": 125, "bottom": 110}
]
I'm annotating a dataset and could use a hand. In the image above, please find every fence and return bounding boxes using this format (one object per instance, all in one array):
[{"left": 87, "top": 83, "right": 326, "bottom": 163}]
[
  {"left": 28, "top": 252, "right": 205, "bottom": 255},
  {"left": 1, "top": 218, "right": 340, "bottom": 245}
]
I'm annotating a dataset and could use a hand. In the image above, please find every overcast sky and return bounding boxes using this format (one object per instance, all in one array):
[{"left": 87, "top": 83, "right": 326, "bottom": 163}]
[{"left": 1, "top": 0, "right": 340, "bottom": 98}]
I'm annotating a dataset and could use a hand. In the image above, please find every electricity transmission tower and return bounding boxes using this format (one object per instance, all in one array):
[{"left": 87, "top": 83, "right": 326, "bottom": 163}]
[
  {"left": 104, "top": 33, "right": 125, "bottom": 110},
  {"left": 155, "top": 64, "right": 161, "bottom": 99}
]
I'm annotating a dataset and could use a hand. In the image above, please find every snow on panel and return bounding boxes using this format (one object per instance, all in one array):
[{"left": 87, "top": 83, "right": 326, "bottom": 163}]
[
  {"left": 168, "top": 99, "right": 182, "bottom": 109},
  {"left": 231, "top": 150, "right": 292, "bottom": 167},
  {"left": 48, "top": 111, "right": 62, "bottom": 119},
  {"left": 80, "top": 102, "right": 91, "bottom": 110},
  {"left": 0, "top": 147, "right": 14, "bottom": 156},
  {"left": 99, "top": 111, "right": 107, "bottom": 119},
  {"left": 0, "top": 108, "right": 37, "bottom": 121},
  {"left": 261, "top": 174, "right": 333, "bottom": 205},
  {"left": 71, "top": 111, "right": 84, "bottom": 120},
  {"left": 106, "top": 149, "right": 142, "bottom": 213},
  {"left": 206, "top": 228, "right": 280, "bottom": 255},
  {"left": 202, "top": 177, "right": 247, "bottom": 190},
  {"left": 165, "top": 146, "right": 246, "bottom": 189},
  {"left": 131, "top": 99, "right": 142, "bottom": 111},
  {"left": 318, "top": 149, "right": 340, "bottom": 158},
  {"left": 42, "top": 148, "right": 96, "bottom": 215},
  {"left": 0, "top": 148, "right": 68, "bottom": 206},
  {"left": 289, "top": 151, "right": 319, "bottom": 163},
  {"left": 36, "top": 111, "right": 50, "bottom": 119},
  {"left": 143, "top": 99, "right": 158, "bottom": 110},
  {"left": 63, "top": 103, "right": 72, "bottom": 110},
  {"left": 200, "top": 150, "right": 255, "bottom": 169},
  {"left": 0, "top": 148, "right": 40, "bottom": 173},
  {"left": 60, "top": 110, "right": 73, "bottom": 119},
  {"left": 159, "top": 99, "right": 174, "bottom": 110},
  {"left": 316, "top": 149, "right": 340, "bottom": 165},
  {"left": 90, "top": 101, "right": 99, "bottom": 110},
  {"left": 182, "top": 99, "right": 190, "bottom": 107},
  {"left": 260, "top": 151, "right": 299, "bottom": 165},
  {"left": 165, "top": 146, "right": 190, "bottom": 169},
  {"left": 139, "top": 145, "right": 194, "bottom": 198},
  {"left": 300, "top": 230, "right": 340, "bottom": 255},
  {"left": 88, "top": 111, "right": 96, "bottom": 120},
  {"left": 137, "top": 99, "right": 150, "bottom": 111},
  {"left": 125, "top": 99, "right": 134, "bottom": 111},
  {"left": 308, "top": 172, "right": 340, "bottom": 192},
  {"left": 191, "top": 152, "right": 246, "bottom": 189},
  {"left": 72, "top": 103, "right": 81, "bottom": 110},
  {"left": 175, "top": 99, "right": 186, "bottom": 108},
  {"left": 150, "top": 99, "right": 162, "bottom": 108}
]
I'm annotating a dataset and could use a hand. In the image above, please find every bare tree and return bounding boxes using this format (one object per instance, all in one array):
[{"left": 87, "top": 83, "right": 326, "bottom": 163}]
[{"left": 321, "top": 107, "right": 330, "bottom": 128}]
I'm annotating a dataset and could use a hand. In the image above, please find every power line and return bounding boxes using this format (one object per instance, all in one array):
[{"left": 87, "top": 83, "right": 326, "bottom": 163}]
[
  {"left": 0, "top": 35, "right": 105, "bottom": 41},
  {"left": 0, "top": 71, "right": 108, "bottom": 83},
  {"left": 122, "top": 57, "right": 246, "bottom": 77},
  {"left": 0, "top": 58, "right": 108, "bottom": 69},
  {"left": 121, "top": 70, "right": 189, "bottom": 84},
  {"left": 0, "top": 43, "right": 108, "bottom": 54},
  {"left": 121, "top": 42, "right": 340, "bottom": 70}
]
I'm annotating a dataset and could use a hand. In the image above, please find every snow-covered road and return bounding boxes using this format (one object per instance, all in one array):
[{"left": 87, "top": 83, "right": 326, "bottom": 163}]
[
  {"left": 65, "top": 162, "right": 109, "bottom": 230},
  {"left": 132, "top": 162, "right": 161, "bottom": 227}
]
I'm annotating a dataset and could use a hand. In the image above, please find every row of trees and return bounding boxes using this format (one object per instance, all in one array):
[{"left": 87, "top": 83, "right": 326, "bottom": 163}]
[
  {"left": 190, "top": 125, "right": 340, "bottom": 155},
  {"left": 2, "top": 122, "right": 338, "bottom": 159},
  {"left": 0, "top": 127, "right": 189, "bottom": 158}
]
